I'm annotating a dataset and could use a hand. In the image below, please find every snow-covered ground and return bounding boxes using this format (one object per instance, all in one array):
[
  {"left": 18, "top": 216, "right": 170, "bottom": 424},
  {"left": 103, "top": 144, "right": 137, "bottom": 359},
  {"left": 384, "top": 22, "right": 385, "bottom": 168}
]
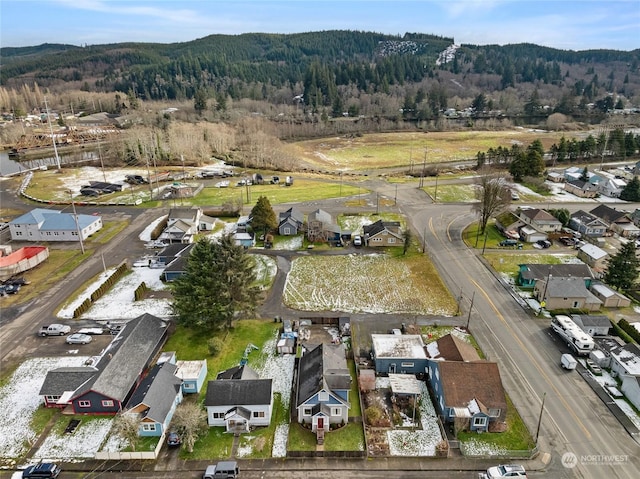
[{"left": 0, "top": 357, "right": 89, "bottom": 462}]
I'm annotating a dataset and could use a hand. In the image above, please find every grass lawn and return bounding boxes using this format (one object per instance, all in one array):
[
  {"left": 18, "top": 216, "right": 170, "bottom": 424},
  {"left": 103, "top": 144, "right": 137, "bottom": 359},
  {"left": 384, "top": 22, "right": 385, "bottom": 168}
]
[
  {"left": 287, "top": 423, "right": 316, "bottom": 451},
  {"left": 235, "top": 393, "right": 286, "bottom": 459},
  {"left": 182, "top": 427, "right": 234, "bottom": 460},
  {"left": 422, "top": 184, "right": 477, "bottom": 203},
  {"left": 348, "top": 360, "right": 362, "bottom": 418},
  {"left": 457, "top": 395, "right": 535, "bottom": 454},
  {"left": 483, "top": 253, "right": 570, "bottom": 278},
  {"left": 324, "top": 422, "right": 366, "bottom": 451}
]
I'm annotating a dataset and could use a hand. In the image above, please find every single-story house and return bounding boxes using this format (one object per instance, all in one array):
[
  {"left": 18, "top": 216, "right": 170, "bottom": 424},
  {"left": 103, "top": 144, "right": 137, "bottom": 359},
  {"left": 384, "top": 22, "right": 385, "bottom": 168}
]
[
  {"left": 162, "top": 249, "right": 193, "bottom": 282},
  {"left": 577, "top": 243, "right": 609, "bottom": 271},
  {"left": 278, "top": 207, "right": 304, "bottom": 236},
  {"left": 590, "top": 205, "right": 628, "bottom": 228},
  {"left": 9, "top": 208, "right": 103, "bottom": 242},
  {"left": 598, "top": 177, "right": 627, "bottom": 198},
  {"left": 233, "top": 231, "right": 255, "bottom": 248},
  {"left": 517, "top": 263, "right": 593, "bottom": 288},
  {"left": 296, "top": 343, "right": 351, "bottom": 434},
  {"left": 609, "top": 343, "right": 640, "bottom": 378},
  {"left": 39, "top": 313, "right": 169, "bottom": 414},
  {"left": 175, "top": 360, "right": 208, "bottom": 394},
  {"left": 363, "top": 220, "right": 403, "bottom": 247},
  {"left": 205, "top": 377, "right": 273, "bottom": 433},
  {"left": 518, "top": 208, "right": 562, "bottom": 233},
  {"left": 494, "top": 211, "right": 523, "bottom": 238},
  {"left": 426, "top": 360, "right": 507, "bottom": 433},
  {"left": 546, "top": 171, "right": 565, "bottom": 183},
  {"left": 590, "top": 283, "right": 632, "bottom": 308},
  {"left": 371, "top": 334, "right": 428, "bottom": 374},
  {"left": 123, "top": 361, "right": 183, "bottom": 437},
  {"left": 534, "top": 276, "right": 602, "bottom": 312},
  {"left": 570, "top": 314, "right": 611, "bottom": 336},
  {"left": 564, "top": 179, "right": 599, "bottom": 198},
  {"left": 425, "top": 333, "right": 480, "bottom": 362},
  {"left": 569, "top": 211, "right": 608, "bottom": 237},
  {"left": 199, "top": 214, "right": 217, "bottom": 231}
]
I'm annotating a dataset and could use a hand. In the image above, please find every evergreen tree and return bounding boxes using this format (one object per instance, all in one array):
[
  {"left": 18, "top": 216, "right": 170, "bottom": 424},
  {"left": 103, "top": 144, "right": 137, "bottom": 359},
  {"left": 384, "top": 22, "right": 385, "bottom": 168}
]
[
  {"left": 171, "top": 236, "right": 259, "bottom": 330},
  {"left": 620, "top": 176, "right": 640, "bottom": 202},
  {"left": 580, "top": 166, "right": 589, "bottom": 182},
  {"left": 250, "top": 196, "right": 278, "bottom": 237},
  {"left": 193, "top": 88, "right": 208, "bottom": 115},
  {"left": 549, "top": 208, "right": 570, "bottom": 226},
  {"left": 603, "top": 241, "right": 639, "bottom": 291}
]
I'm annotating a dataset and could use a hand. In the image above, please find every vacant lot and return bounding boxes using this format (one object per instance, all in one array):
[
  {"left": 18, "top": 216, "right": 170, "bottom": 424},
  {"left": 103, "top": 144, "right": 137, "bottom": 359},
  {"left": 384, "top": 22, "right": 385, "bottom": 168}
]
[
  {"left": 292, "top": 130, "right": 570, "bottom": 171},
  {"left": 283, "top": 253, "right": 457, "bottom": 315}
]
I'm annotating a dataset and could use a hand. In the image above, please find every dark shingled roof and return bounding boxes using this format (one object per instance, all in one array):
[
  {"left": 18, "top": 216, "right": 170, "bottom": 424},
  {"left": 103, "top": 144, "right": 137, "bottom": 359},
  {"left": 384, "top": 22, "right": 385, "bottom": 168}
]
[
  {"left": 216, "top": 365, "right": 259, "bottom": 380},
  {"left": 204, "top": 379, "right": 272, "bottom": 406},
  {"left": 296, "top": 344, "right": 351, "bottom": 407},
  {"left": 363, "top": 219, "right": 401, "bottom": 238},
  {"left": 125, "top": 362, "right": 181, "bottom": 423},
  {"left": 437, "top": 361, "right": 507, "bottom": 412},
  {"left": 39, "top": 367, "right": 97, "bottom": 396},
  {"left": 431, "top": 334, "right": 480, "bottom": 362},
  {"left": 590, "top": 204, "right": 627, "bottom": 223}
]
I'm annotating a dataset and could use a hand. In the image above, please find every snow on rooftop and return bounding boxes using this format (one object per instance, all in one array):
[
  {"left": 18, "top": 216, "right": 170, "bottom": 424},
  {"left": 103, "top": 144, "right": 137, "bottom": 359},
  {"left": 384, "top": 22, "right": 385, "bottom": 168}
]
[{"left": 371, "top": 334, "right": 426, "bottom": 359}]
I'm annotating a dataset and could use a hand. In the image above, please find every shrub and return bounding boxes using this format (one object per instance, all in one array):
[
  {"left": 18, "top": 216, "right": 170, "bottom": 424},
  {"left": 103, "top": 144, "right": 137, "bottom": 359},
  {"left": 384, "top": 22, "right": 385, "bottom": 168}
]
[{"left": 207, "top": 337, "right": 225, "bottom": 356}]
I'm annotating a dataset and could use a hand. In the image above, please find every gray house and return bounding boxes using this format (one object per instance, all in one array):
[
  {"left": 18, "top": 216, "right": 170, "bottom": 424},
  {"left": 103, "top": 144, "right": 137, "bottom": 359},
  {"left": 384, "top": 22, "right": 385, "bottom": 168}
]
[
  {"left": 278, "top": 207, "right": 304, "bottom": 236},
  {"left": 570, "top": 314, "right": 611, "bottom": 336},
  {"left": 371, "top": 334, "right": 428, "bottom": 374},
  {"left": 569, "top": 210, "right": 608, "bottom": 237}
]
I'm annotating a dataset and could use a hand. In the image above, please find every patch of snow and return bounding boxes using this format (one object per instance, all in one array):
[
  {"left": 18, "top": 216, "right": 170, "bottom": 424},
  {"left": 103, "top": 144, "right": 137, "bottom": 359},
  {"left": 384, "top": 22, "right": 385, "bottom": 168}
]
[
  {"left": 0, "top": 357, "right": 89, "bottom": 461},
  {"left": 275, "top": 235, "right": 303, "bottom": 251},
  {"left": 271, "top": 424, "right": 289, "bottom": 458},
  {"left": 462, "top": 437, "right": 508, "bottom": 456},
  {"left": 34, "top": 418, "right": 113, "bottom": 460},
  {"left": 57, "top": 267, "right": 171, "bottom": 320}
]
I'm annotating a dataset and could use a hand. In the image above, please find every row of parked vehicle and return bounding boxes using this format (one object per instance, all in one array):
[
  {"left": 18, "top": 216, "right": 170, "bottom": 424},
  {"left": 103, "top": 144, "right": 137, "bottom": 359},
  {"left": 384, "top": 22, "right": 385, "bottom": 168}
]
[{"left": 0, "top": 276, "right": 28, "bottom": 296}]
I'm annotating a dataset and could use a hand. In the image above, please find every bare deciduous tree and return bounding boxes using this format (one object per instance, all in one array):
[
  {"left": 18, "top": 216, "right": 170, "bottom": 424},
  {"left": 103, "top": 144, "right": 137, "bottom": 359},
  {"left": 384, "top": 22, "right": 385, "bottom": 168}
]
[
  {"left": 171, "top": 401, "right": 208, "bottom": 453},
  {"left": 472, "top": 171, "right": 511, "bottom": 234},
  {"left": 113, "top": 413, "right": 142, "bottom": 451}
]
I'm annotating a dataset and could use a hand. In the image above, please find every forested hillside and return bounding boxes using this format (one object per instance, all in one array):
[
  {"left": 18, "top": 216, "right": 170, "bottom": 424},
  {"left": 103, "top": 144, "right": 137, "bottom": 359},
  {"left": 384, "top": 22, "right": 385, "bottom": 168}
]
[{"left": 1, "top": 30, "right": 639, "bottom": 124}]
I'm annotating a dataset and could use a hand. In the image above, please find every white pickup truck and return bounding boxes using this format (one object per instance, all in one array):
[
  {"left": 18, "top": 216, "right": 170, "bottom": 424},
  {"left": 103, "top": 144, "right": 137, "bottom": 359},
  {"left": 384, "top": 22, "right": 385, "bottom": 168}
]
[{"left": 39, "top": 324, "right": 72, "bottom": 336}]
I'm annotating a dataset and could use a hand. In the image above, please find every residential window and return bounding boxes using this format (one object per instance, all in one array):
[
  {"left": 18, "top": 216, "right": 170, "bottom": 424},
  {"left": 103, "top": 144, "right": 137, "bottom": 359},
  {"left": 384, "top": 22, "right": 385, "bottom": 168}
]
[
  {"left": 78, "top": 400, "right": 91, "bottom": 408},
  {"left": 488, "top": 408, "right": 501, "bottom": 418},
  {"left": 283, "top": 227, "right": 291, "bottom": 235},
  {"left": 45, "top": 395, "right": 60, "bottom": 402},
  {"left": 573, "top": 301, "right": 579, "bottom": 308},
  {"left": 388, "top": 238, "right": 395, "bottom": 243},
  {"left": 183, "top": 383, "right": 195, "bottom": 390},
  {"left": 332, "top": 408, "right": 341, "bottom": 416},
  {"left": 212, "top": 412, "right": 225, "bottom": 419},
  {"left": 401, "top": 362, "right": 414, "bottom": 368},
  {"left": 253, "top": 411, "right": 265, "bottom": 418},
  {"left": 303, "top": 408, "right": 312, "bottom": 416},
  {"left": 472, "top": 416, "right": 487, "bottom": 428},
  {"left": 372, "top": 237, "right": 382, "bottom": 242},
  {"left": 101, "top": 400, "right": 114, "bottom": 408},
  {"left": 142, "top": 424, "right": 156, "bottom": 432},
  {"left": 318, "top": 391, "right": 329, "bottom": 402}
]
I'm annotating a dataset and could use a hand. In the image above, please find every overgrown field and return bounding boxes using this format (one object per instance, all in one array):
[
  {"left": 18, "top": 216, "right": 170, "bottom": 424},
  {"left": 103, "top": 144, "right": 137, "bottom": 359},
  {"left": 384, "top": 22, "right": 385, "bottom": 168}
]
[
  {"left": 292, "top": 130, "right": 568, "bottom": 170},
  {"left": 283, "top": 253, "right": 457, "bottom": 315}
]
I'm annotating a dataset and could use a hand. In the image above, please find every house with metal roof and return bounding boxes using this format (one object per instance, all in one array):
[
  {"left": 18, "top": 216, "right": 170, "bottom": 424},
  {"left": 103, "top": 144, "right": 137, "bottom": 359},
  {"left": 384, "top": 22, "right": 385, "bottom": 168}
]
[
  {"left": 371, "top": 334, "right": 428, "bottom": 374},
  {"left": 296, "top": 343, "right": 351, "bottom": 438},
  {"left": 577, "top": 243, "right": 609, "bottom": 271},
  {"left": 124, "top": 361, "right": 183, "bottom": 437},
  {"left": 9, "top": 208, "right": 102, "bottom": 242}
]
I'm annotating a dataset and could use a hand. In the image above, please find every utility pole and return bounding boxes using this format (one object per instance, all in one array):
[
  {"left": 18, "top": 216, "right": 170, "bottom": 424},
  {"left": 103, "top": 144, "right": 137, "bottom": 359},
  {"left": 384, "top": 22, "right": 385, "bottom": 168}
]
[
  {"left": 376, "top": 192, "right": 379, "bottom": 214},
  {"left": 482, "top": 231, "right": 489, "bottom": 254},
  {"left": 422, "top": 225, "right": 427, "bottom": 253},
  {"left": 69, "top": 191, "right": 85, "bottom": 254},
  {"left": 394, "top": 183, "right": 398, "bottom": 206},
  {"left": 466, "top": 291, "right": 475, "bottom": 330},
  {"left": 434, "top": 168, "right": 439, "bottom": 203},
  {"left": 535, "top": 392, "right": 546, "bottom": 445}
]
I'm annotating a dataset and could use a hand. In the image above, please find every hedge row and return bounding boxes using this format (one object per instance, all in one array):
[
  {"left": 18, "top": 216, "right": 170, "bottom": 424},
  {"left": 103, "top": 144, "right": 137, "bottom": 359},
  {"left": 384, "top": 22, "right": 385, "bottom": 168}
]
[
  {"left": 72, "top": 262, "right": 128, "bottom": 318},
  {"left": 134, "top": 282, "right": 148, "bottom": 301},
  {"left": 617, "top": 318, "right": 640, "bottom": 344},
  {"left": 610, "top": 319, "right": 635, "bottom": 344},
  {"left": 151, "top": 218, "right": 168, "bottom": 241}
]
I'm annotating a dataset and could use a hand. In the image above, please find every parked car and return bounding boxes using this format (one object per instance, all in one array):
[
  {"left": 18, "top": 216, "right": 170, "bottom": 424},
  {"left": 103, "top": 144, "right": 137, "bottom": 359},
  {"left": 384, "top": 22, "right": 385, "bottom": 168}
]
[
  {"left": 499, "top": 239, "right": 519, "bottom": 247},
  {"left": 536, "top": 240, "right": 551, "bottom": 249},
  {"left": 167, "top": 431, "right": 182, "bottom": 447},
  {"left": 558, "top": 236, "right": 575, "bottom": 246},
  {"left": 0, "top": 283, "right": 21, "bottom": 295},
  {"left": 76, "top": 327, "right": 105, "bottom": 335},
  {"left": 203, "top": 461, "right": 239, "bottom": 479},
  {"left": 66, "top": 333, "right": 92, "bottom": 345},
  {"left": 145, "top": 240, "right": 168, "bottom": 249},
  {"left": 485, "top": 464, "right": 527, "bottom": 478},
  {"left": 353, "top": 235, "right": 362, "bottom": 246},
  {"left": 22, "top": 462, "right": 61, "bottom": 478}
]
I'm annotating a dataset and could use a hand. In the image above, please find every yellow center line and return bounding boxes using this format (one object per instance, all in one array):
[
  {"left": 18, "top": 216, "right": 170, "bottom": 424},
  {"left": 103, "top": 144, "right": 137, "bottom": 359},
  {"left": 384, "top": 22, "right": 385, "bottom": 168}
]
[{"left": 468, "top": 269, "right": 592, "bottom": 439}]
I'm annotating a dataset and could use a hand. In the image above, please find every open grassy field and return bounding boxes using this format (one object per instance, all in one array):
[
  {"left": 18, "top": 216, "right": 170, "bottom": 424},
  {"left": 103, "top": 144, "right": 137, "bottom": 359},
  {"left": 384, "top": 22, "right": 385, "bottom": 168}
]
[{"left": 292, "top": 130, "right": 570, "bottom": 171}]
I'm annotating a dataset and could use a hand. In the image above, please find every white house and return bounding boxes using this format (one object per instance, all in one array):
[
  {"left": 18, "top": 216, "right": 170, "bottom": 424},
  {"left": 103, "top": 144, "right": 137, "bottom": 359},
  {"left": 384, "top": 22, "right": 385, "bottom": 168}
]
[
  {"left": 621, "top": 375, "right": 640, "bottom": 412},
  {"left": 9, "top": 208, "right": 102, "bottom": 242},
  {"left": 610, "top": 343, "right": 640, "bottom": 378},
  {"left": 204, "top": 378, "right": 273, "bottom": 433}
]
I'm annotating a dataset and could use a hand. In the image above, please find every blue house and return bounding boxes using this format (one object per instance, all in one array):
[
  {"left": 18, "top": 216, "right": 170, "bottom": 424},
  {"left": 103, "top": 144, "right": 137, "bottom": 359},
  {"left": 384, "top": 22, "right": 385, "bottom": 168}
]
[
  {"left": 175, "top": 360, "right": 208, "bottom": 394},
  {"left": 296, "top": 344, "right": 351, "bottom": 435},
  {"left": 517, "top": 263, "right": 593, "bottom": 288},
  {"left": 124, "top": 362, "right": 183, "bottom": 437},
  {"left": 426, "top": 360, "right": 507, "bottom": 433},
  {"left": 371, "top": 334, "right": 428, "bottom": 375}
]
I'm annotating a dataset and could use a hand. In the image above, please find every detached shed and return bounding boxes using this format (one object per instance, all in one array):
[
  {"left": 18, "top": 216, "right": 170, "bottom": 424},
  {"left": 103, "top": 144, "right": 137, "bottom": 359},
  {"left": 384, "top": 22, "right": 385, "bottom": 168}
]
[{"left": 359, "top": 369, "right": 376, "bottom": 392}]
